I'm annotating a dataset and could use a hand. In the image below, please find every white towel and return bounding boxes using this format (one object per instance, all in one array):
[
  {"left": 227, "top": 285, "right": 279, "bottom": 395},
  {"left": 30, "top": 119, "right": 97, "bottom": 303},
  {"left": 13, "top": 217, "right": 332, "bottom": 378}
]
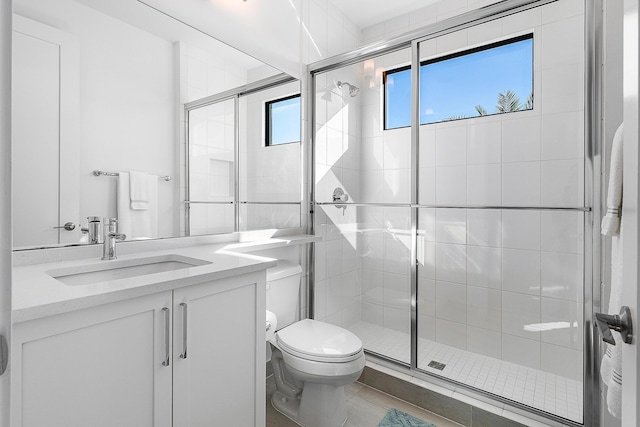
[
  {"left": 117, "top": 171, "right": 158, "bottom": 239},
  {"left": 129, "top": 170, "right": 150, "bottom": 210},
  {"left": 601, "top": 124, "right": 624, "bottom": 236},
  {"left": 600, "top": 122, "right": 623, "bottom": 419}
]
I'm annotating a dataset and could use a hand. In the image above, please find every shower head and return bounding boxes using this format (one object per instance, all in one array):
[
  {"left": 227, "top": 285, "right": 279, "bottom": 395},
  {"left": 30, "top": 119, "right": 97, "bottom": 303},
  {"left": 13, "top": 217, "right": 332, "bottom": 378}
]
[{"left": 336, "top": 81, "right": 360, "bottom": 97}]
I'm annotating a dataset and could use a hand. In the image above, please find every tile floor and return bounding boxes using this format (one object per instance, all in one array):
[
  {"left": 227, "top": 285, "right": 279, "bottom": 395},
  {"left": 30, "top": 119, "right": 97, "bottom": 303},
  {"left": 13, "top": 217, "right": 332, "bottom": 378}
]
[
  {"left": 266, "top": 375, "right": 463, "bottom": 427},
  {"left": 347, "top": 321, "right": 583, "bottom": 424}
]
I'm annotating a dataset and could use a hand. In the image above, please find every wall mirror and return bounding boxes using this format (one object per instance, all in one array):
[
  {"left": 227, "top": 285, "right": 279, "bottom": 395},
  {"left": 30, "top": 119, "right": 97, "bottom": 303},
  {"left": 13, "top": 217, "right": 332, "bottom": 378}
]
[{"left": 12, "top": 0, "right": 298, "bottom": 250}]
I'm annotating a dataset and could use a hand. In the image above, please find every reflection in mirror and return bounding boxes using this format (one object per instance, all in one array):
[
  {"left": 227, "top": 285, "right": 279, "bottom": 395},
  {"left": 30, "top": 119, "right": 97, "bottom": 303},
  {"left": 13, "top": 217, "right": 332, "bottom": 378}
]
[
  {"left": 186, "top": 79, "right": 302, "bottom": 236},
  {"left": 12, "top": 0, "right": 288, "bottom": 250}
]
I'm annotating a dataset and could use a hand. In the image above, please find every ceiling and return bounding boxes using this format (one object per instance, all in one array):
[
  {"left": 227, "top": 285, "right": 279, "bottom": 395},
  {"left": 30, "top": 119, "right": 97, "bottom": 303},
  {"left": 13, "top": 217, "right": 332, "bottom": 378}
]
[{"left": 328, "top": 0, "right": 441, "bottom": 29}]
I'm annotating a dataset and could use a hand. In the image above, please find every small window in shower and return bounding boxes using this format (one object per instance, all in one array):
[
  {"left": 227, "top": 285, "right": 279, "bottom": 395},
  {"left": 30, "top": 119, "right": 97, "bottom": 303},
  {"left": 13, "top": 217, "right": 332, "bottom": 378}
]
[
  {"left": 265, "top": 94, "right": 301, "bottom": 146},
  {"left": 383, "top": 33, "right": 534, "bottom": 129}
]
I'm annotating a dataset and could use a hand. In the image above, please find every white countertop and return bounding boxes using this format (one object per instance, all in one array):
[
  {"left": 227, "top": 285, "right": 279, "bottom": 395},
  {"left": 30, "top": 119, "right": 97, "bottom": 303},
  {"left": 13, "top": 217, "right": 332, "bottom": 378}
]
[{"left": 12, "top": 234, "right": 320, "bottom": 323}]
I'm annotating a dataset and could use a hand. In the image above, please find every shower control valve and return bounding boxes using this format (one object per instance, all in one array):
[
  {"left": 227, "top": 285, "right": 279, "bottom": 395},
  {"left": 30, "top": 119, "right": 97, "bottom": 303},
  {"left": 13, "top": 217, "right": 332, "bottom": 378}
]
[{"left": 332, "top": 187, "right": 349, "bottom": 203}]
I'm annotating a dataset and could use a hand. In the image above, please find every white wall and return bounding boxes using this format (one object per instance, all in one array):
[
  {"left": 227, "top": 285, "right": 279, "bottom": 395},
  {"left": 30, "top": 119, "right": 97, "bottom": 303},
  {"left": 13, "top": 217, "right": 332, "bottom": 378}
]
[
  {"left": 360, "top": 0, "right": 502, "bottom": 45},
  {"left": 0, "top": 2, "right": 12, "bottom": 425},
  {"left": 140, "top": 0, "right": 362, "bottom": 78}
]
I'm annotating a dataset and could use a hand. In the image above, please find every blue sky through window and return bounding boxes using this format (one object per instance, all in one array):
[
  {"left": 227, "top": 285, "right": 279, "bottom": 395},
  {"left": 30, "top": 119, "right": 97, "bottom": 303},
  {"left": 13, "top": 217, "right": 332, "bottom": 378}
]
[
  {"left": 268, "top": 95, "right": 301, "bottom": 145},
  {"left": 385, "top": 36, "right": 533, "bottom": 129}
]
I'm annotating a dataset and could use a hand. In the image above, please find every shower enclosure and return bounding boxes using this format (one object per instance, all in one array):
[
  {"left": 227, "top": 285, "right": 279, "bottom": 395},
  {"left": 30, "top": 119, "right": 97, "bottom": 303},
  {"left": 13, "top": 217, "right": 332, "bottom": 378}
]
[{"left": 310, "top": 0, "right": 598, "bottom": 425}]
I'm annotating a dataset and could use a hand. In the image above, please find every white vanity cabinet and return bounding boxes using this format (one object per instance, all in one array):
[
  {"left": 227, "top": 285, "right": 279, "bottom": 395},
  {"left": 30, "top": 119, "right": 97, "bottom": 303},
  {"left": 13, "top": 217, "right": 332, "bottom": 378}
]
[
  {"left": 172, "top": 273, "right": 266, "bottom": 427},
  {"left": 11, "top": 271, "right": 266, "bottom": 427},
  {"left": 11, "top": 291, "right": 174, "bottom": 427}
]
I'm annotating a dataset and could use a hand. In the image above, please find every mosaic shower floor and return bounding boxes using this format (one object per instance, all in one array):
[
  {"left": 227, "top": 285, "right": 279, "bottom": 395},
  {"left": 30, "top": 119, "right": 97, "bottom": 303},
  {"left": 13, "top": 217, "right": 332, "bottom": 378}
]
[{"left": 347, "top": 321, "right": 583, "bottom": 424}]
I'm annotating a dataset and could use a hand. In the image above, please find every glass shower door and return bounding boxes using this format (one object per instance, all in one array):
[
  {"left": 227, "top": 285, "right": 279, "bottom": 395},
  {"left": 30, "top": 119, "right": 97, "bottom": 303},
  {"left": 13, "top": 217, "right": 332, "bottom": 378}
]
[
  {"left": 415, "top": 4, "right": 586, "bottom": 423},
  {"left": 313, "top": 47, "right": 413, "bottom": 364}
]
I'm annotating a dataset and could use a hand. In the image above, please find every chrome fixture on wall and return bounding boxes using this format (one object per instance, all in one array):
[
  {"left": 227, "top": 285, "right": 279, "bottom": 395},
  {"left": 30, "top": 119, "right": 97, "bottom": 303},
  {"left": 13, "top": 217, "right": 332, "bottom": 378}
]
[
  {"left": 332, "top": 187, "right": 348, "bottom": 215},
  {"left": 332, "top": 187, "right": 349, "bottom": 203},
  {"left": 336, "top": 81, "right": 360, "bottom": 97}
]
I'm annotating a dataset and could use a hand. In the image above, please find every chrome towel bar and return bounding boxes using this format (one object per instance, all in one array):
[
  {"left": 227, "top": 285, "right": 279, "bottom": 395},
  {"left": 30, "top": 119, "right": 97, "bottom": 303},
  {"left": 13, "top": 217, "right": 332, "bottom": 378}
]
[{"left": 92, "top": 170, "right": 172, "bottom": 181}]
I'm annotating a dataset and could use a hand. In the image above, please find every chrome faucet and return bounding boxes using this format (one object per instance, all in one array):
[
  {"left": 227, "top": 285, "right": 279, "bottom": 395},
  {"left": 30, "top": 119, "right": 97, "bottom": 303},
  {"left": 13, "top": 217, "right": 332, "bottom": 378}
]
[
  {"left": 102, "top": 218, "right": 126, "bottom": 260},
  {"left": 81, "top": 216, "right": 103, "bottom": 244}
]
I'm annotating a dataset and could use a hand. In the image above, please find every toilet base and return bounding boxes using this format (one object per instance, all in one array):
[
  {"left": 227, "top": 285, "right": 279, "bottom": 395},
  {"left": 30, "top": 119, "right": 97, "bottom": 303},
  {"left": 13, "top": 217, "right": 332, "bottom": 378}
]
[{"left": 271, "top": 383, "right": 347, "bottom": 427}]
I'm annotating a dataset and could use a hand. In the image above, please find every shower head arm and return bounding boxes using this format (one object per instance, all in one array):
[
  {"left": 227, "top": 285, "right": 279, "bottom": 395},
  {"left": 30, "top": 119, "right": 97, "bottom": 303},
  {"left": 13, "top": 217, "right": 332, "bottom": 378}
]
[{"left": 336, "top": 81, "right": 360, "bottom": 97}]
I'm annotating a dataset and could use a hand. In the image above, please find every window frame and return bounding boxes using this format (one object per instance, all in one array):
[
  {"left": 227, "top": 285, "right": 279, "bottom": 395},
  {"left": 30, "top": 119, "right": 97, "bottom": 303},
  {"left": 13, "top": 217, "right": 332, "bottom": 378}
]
[
  {"left": 383, "top": 33, "right": 534, "bottom": 130},
  {"left": 264, "top": 93, "right": 301, "bottom": 147}
]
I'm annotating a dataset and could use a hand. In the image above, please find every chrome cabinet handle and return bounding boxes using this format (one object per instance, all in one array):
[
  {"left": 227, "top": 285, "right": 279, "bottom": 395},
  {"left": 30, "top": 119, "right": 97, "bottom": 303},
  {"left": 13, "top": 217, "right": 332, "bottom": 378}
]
[
  {"left": 53, "top": 222, "right": 76, "bottom": 231},
  {"left": 161, "top": 307, "right": 170, "bottom": 367},
  {"left": 180, "top": 302, "right": 188, "bottom": 359}
]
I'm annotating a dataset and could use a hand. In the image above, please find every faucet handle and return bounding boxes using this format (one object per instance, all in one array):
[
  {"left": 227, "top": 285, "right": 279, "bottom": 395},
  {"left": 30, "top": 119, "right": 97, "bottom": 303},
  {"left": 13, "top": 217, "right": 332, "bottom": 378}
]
[{"left": 108, "top": 232, "right": 126, "bottom": 242}]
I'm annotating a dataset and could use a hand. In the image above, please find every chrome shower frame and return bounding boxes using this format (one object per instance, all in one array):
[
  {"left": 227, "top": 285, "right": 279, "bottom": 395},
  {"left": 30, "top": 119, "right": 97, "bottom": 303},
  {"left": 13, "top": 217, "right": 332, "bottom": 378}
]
[{"left": 307, "top": 1, "right": 603, "bottom": 426}]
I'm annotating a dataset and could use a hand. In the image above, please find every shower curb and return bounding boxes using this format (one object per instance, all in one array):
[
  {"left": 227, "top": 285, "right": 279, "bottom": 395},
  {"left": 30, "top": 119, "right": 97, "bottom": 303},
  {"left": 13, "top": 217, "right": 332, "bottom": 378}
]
[{"left": 357, "top": 365, "right": 529, "bottom": 427}]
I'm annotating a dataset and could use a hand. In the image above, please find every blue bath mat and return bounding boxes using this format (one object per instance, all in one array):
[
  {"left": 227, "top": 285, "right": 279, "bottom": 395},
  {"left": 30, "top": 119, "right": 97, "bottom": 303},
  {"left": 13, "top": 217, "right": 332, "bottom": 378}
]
[{"left": 377, "top": 408, "right": 437, "bottom": 427}]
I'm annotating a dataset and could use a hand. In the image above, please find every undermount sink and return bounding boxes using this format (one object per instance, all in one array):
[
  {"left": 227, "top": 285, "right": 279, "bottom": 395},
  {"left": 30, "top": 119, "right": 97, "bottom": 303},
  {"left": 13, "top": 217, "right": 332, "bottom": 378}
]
[{"left": 47, "top": 254, "right": 211, "bottom": 286}]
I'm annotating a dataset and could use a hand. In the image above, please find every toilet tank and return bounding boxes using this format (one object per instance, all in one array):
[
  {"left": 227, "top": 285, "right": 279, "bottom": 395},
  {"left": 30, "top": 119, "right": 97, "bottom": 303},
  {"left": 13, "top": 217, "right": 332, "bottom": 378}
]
[{"left": 266, "top": 261, "right": 302, "bottom": 330}]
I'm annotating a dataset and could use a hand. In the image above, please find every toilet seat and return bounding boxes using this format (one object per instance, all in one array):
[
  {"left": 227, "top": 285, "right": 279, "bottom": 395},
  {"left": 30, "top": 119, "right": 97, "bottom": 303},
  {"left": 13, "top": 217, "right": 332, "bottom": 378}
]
[{"left": 276, "top": 319, "right": 363, "bottom": 363}]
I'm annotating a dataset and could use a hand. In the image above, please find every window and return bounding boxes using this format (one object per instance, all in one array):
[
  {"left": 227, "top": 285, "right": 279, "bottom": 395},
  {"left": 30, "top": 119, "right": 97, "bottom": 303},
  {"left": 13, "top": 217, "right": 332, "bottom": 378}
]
[
  {"left": 265, "top": 94, "right": 301, "bottom": 146},
  {"left": 384, "top": 34, "right": 534, "bottom": 129}
]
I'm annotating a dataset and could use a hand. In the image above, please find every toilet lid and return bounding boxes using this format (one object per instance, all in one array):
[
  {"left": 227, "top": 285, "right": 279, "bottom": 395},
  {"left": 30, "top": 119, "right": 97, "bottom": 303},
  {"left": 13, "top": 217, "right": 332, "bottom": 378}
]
[{"left": 276, "top": 319, "right": 363, "bottom": 362}]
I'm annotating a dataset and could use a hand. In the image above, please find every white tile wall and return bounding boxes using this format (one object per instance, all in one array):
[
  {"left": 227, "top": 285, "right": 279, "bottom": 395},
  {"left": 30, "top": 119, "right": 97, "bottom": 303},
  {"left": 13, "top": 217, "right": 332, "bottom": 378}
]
[
  {"left": 467, "top": 119, "right": 501, "bottom": 164},
  {"left": 435, "top": 166, "right": 467, "bottom": 205},
  {"left": 502, "top": 249, "right": 541, "bottom": 296},
  {"left": 466, "top": 325, "right": 502, "bottom": 359},
  {"left": 435, "top": 124, "right": 467, "bottom": 166},
  {"left": 466, "top": 246, "right": 501, "bottom": 289},
  {"left": 502, "top": 292, "right": 541, "bottom": 340},
  {"left": 467, "top": 286, "right": 501, "bottom": 331},
  {"left": 540, "top": 252, "right": 584, "bottom": 301},
  {"left": 502, "top": 116, "right": 541, "bottom": 162},
  {"left": 436, "top": 318, "right": 468, "bottom": 350},
  {"left": 502, "top": 334, "right": 541, "bottom": 369},
  {"left": 502, "top": 162, "right": 541, "bottom": 206},
  {"left": 436, "top": 281, "right": 467, "bottom": 323},
  {"left": 435, "top": 243, "right": 467, "bottom": 284},
  {"left": 541, "top": 297, "right": 583, "bottom": 351},
  {"left": 467, "top": 163, "right": 502, "bottom": 205},
  {"left": 502, "top": 210, "right": 541, "bottom": 250},
  {"left": 435, "top": 209, "right": 467, "bottom": 244},
  {"left": 467, "top": 209, "right": 501, "bottom": 247}
]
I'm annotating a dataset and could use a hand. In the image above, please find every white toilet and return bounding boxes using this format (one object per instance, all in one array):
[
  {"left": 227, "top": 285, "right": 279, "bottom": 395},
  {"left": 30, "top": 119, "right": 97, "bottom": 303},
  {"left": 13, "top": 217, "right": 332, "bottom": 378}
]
[{"left": 266, "top": 261, "right": 365, "bottom": 427}]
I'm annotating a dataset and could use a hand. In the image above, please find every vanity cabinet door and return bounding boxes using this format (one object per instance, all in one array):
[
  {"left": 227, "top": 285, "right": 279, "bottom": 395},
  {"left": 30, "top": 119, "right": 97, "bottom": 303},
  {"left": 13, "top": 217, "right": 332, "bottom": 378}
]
[
  {"left": 11, "top": 291, "right": 173, "bottom": 427},
  {"left": 172, "top": 271, "right": 266, "bottom": 427}
]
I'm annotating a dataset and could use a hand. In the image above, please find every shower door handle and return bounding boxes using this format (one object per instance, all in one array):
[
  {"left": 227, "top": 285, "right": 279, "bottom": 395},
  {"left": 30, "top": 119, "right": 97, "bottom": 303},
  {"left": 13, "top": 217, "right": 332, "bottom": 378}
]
[{"left": 595, "top": 306, "right": 633, "bottom": 345}]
